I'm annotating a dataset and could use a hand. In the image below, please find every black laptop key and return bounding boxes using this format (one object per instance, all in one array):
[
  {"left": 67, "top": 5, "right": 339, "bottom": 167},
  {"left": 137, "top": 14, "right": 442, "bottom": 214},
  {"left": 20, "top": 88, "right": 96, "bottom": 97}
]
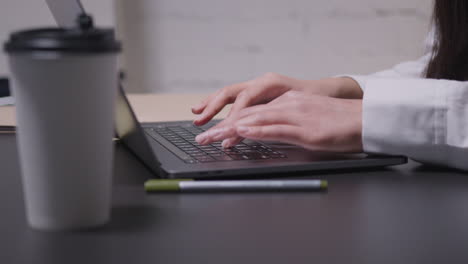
[
  {"left": 240, "top": 149, "right": 257, "bottom": 153},
  {"left": 234, "top": 146, "right": 251, "bottom": 150},
  {"left": 200, "top": 146, "right": 217, "bottom": 151},
  {"left": 223, "top": 150, "right": 241, "bottom": 155},
  {"left": 206, "top": 151, "right": 221, "bottom": 155},
  {"left": 244, "top": 152, "right": 270, "bottom": 160}
]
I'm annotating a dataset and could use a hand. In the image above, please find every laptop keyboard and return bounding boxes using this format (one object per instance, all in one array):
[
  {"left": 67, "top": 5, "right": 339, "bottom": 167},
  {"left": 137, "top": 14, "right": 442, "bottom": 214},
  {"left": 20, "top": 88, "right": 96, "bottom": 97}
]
[{"left": 147, "top": 123, "right": 286, "bottom": 164}]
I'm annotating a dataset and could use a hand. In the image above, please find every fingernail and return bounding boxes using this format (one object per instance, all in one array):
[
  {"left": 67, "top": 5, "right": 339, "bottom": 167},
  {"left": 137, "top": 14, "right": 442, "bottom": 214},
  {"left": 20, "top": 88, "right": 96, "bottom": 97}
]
[
  {"left": 222, "top": 139, "right": 231, "bottom": 148},
  {"left": 193, "top": 103, "right": 204, "bottom": 110},
  {"left": 194, "top": 116, "right": 205, "bottom": 125},
  {"left": 237, "top": 126, "right": 250, "bottom": 134}
]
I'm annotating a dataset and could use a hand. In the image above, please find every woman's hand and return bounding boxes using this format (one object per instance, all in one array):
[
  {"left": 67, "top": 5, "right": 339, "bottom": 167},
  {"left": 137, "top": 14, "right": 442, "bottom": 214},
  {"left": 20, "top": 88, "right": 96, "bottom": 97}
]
[
  {"left": 196, "top": 91, "right": 363, "bottom": 153},
  {"left": 192, "top": 73, "right": 362, "bottom": 147}
]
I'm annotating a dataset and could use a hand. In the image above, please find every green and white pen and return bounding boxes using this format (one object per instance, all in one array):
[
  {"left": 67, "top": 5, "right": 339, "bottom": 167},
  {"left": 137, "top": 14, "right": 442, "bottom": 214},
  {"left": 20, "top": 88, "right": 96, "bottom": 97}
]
[{"left": 144, "top": 179, "right": 328, "bottom": 193}]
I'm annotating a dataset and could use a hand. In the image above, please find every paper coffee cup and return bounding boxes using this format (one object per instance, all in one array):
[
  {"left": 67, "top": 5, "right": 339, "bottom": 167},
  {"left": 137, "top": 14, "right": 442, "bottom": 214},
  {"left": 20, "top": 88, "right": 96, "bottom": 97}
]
[{"left": 3, "top": 15, "right": 121, "bottom": 231}]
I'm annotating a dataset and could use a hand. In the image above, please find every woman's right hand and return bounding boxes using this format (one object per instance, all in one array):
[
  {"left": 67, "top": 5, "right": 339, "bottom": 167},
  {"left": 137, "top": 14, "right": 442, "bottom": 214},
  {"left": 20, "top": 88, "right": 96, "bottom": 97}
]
[{"left": 191, "top": 73, "right": 362, "bottom": 147}]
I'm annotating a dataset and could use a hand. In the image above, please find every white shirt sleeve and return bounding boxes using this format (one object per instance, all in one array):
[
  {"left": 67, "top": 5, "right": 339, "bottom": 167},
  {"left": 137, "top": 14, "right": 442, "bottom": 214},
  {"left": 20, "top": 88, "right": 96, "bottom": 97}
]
[
  {"left": 363, "top": 78, "right": 468, "bottom": 171},
  {"left": 344, "top": 28, "right": 468, "bottom": 170}
]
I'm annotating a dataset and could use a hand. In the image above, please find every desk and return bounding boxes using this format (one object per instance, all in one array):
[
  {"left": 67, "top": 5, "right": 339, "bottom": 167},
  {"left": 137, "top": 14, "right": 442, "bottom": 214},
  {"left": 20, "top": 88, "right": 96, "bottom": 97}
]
[
  {"left": 1, "top": 94, "right": 468, "bottom": 264},
  {"left": 0, "top": 93, "right": 228, "bottom": 126}
]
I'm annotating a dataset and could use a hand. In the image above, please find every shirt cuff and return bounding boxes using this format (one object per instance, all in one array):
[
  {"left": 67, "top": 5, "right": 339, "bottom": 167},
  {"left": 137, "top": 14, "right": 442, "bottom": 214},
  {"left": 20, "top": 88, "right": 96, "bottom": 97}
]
[{"left": 362, "top": 78, "right": 446, "bottom": 164}]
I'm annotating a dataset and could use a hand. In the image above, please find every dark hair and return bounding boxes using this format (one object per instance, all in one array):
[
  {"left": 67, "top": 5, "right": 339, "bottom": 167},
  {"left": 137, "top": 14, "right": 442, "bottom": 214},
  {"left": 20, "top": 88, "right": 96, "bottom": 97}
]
[{"left": 426, "top": 0, "right": 468, "bottom": 80}]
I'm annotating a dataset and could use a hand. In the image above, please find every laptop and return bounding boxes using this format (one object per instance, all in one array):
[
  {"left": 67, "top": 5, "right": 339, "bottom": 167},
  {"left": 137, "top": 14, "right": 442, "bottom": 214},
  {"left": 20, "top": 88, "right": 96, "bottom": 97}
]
[{"left": 46, "top": 0, "right": 407, "bottom": 179}]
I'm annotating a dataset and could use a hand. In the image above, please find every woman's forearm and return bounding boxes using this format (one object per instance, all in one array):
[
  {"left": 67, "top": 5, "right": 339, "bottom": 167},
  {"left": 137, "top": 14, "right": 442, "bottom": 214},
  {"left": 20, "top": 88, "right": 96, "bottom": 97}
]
[{"left": 302, "top": 77, "right": 363, "bottom": 99}]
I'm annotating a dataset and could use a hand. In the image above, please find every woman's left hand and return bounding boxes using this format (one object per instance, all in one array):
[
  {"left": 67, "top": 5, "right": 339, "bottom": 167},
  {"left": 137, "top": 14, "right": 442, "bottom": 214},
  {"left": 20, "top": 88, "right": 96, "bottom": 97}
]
[{"left": 195, "top": 91, "right": 364, "bottom": 153}]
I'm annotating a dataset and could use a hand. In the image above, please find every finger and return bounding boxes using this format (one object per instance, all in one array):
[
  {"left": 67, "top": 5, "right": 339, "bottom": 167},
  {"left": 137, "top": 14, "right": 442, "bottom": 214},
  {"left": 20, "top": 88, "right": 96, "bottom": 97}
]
[
  {"left": 194, "top": 83, "right": 245, "bottom": 126},
  {"left": 192, "top": 93, "right": 218, "bottom": 114},
  {"left": 225, "top": 81, "right": 289, "bottom": 119},
  {"left": 197, "top": 118, "right": 245, "bottom": 148},
  {"left": 194, "top": 116, "right": 234, "bottom": 145},
  {"left": 221, "top": 136, "right": 244, "bottom": 148},
  {"left": 197, "top": 82, "right": 294, "bottom": 143},
  {"left": 201, "top": 103, "right": 290, "bottom": 146},
  {"left": 203, "top": 117, "right": 231, "bottom": 131},
  {"left": 225, "top": 90, "right": 256, "bottom": 119},
  {"left": 195, "top": 125, "right": 238, "bottom": 145},
  {"left": 236, "top": 125, "right": 305, "bottom": 146},
  {"left": 235, "top": 109, "right": 297, "bottom": 127},
  {"left": 202, "top": 102, "right": 297, "bottom": 148},
  {"left": 236, "top": 102, "right": 292, "bottom": 120}
]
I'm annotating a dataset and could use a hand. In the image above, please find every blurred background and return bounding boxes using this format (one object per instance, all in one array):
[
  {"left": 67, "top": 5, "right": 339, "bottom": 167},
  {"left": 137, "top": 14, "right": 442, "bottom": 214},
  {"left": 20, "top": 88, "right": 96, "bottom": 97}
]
[{"left": 0, "top": 0, "right": 432, "bottom": 93}]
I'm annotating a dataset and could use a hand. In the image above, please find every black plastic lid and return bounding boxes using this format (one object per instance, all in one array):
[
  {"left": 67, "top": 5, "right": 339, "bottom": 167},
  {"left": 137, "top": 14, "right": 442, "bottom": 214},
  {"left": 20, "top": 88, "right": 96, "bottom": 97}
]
[{"left": 4, "top": 14, "right": 121, "bottom": 54}]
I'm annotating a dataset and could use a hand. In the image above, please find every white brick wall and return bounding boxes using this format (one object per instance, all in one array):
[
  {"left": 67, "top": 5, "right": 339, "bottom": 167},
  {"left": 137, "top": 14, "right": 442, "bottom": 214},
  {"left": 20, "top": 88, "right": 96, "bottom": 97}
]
[
  {"left": 0, "top": 0, "right": 432, "bottom": 94},
  {"left": 116, "top": 0, "right": 432, "bottom": 93}
]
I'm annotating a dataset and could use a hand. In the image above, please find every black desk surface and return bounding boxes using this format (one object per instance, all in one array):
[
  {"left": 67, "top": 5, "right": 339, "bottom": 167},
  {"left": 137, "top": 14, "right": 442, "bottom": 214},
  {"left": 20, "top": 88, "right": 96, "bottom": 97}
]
[{"left": 1, "top": 133, "right": 468, "bottom": 264}]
